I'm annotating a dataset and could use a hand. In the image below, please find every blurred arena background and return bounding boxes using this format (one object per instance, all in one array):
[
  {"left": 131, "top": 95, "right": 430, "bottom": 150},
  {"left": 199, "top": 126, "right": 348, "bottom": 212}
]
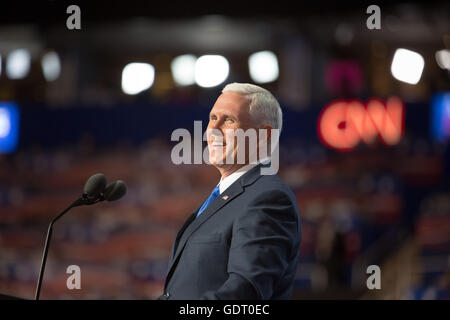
[{"left": 0, "top": 1, "right": 449, "bottom": 299}]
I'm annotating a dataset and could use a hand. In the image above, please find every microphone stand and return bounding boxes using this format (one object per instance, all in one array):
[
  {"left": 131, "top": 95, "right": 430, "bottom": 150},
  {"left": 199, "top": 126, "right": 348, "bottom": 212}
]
[{"left": 34, "top": 195, "right": 104, "bottom": 300}]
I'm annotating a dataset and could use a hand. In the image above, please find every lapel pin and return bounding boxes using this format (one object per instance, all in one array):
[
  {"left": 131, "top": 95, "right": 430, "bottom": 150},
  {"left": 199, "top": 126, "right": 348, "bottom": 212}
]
[{"left": 222, "top": 195, "right": 229, "bottom": 200}]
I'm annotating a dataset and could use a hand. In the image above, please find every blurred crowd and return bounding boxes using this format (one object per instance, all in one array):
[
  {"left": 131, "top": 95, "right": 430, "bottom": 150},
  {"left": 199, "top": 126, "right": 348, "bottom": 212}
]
[{"left": 0, "top": 132, "right": 448, "bottom": 299}]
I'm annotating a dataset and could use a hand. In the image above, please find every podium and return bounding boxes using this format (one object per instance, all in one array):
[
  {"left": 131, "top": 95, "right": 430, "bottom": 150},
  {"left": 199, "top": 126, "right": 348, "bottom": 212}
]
[{"left": 0, "top": 293, "right": 25, "bottom": 300}]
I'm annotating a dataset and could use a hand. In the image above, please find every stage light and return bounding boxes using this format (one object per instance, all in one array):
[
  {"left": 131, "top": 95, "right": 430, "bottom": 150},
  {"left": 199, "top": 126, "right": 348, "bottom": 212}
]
[
  {"left": 334, "top": 24, "right": 354, "bottom": 46},
  {"left": 171, "top": 54, "right": 196, "bottom": 86},
  {"left": 195, "top": 55, "right": 229, "bottom": 88},
  {"left": 0, "top": 108, "right": 10, "bottom": 138},
  {"left": 0, "top": 102, "right": 20, "bottom": 154},
  {"left": 121, "top": 63, "right": 155, "bottom": 95},
  {"left": 435, "top": 49, "right": 450, "bottom": 70},
  {"left": 6, "top": 49, "right": 31, "bottom": 79},
  {"left": 390, "top": 48, "right": 424, "bottom": 85},
  {"left": 41, "top": 51, "right": 61, "bottom": 81},
  {"left": 248, "top": 51, "right": 279, "bottom": 84},
  {"left": 431, "top": 93, "right": 450, "bottom": 143}
]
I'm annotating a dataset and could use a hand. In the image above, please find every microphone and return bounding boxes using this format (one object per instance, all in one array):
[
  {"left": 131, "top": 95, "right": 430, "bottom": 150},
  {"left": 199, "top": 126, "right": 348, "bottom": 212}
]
[
  {"left": 84, "top": 173, "right": 107, "bottom": 197},
  {"left": 34, "top": 173, "right": 127, "bottom": 300},
  {"left": 103, "top": 180, "right": 127, "bottom": 201}
]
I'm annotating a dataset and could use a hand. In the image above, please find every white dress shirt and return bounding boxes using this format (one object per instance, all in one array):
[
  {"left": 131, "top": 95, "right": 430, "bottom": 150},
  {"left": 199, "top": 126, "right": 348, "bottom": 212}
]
[{"left": 218, "top": 157, "right": 270, "bottom": 194}]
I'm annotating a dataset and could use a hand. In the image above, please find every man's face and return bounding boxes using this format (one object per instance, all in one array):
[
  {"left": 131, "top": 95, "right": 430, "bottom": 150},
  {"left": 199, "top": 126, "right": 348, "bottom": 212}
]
[{"left": 206, "top": 91, "right": 254, "bottom": 171}]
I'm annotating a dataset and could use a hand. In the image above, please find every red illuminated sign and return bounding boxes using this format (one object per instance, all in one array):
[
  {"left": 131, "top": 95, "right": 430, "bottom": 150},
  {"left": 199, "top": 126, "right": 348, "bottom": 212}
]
[{"left": 318, "top": 97, "right": 405, "bottom": 151}]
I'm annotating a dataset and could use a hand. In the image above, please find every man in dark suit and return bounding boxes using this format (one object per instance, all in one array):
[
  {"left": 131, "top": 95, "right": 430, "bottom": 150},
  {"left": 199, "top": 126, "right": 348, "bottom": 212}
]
[{"left": 159, "top": 83, "right": 301, "bottom": 300}]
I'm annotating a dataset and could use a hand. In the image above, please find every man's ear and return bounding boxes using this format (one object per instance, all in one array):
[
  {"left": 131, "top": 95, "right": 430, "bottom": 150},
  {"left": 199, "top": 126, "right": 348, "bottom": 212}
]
[{"left": 262, "top": 124, "right": 273, "bottom": 141}]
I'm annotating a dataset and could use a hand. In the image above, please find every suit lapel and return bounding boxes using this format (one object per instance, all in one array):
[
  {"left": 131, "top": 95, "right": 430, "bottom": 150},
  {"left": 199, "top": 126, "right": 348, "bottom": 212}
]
[
  {"left": 164, "top": 163, "right": 269, "bottom": 287},
  {"left": 165, "top": 182, "right": 244, "bottom": 279},
  {"left": 169, "top": 210, "right": 198, "bottom": 261}
]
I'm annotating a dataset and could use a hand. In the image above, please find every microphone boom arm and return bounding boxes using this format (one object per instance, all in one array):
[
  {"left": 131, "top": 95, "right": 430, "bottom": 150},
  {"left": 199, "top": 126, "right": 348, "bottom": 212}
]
[
  {"left": 34, "top": 195, "right": 101, "bottom": 300},
  {"left": 34, "top": 174, "right": 126, "bottom": 300}
]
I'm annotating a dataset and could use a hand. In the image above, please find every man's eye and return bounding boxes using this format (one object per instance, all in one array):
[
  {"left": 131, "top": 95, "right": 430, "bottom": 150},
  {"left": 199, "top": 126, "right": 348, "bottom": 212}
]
[{"left": 225, "top": 118, "right": 234, "bottom": 123}]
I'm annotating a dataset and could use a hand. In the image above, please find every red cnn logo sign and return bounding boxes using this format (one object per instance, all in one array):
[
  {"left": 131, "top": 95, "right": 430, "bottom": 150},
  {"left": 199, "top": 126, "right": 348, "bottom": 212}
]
[{"left": 318, "top": 97, "right": 405, "bottom": 151}]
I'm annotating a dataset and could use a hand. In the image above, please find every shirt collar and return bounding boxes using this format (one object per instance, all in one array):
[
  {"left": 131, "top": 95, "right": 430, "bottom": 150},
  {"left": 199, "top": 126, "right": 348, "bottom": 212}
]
[{"left": 218, "top": 157, "right": 270, "bottom": 194}]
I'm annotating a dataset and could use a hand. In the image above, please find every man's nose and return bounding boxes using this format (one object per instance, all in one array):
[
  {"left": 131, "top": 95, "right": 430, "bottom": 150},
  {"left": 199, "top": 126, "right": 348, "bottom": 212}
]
[
  {"left": 207, "top": 128, "right": 224, "bottom": 141},
  {"left": 208, "top": 120, "right": 222, "bottom": 130}
]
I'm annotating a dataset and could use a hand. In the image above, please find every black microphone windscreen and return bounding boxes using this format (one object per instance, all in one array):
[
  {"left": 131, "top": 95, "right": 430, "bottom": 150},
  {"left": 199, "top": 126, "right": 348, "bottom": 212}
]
[
  {"left": 83, "top": 173, "right": 107, "bottom": 196},
  {"left": 104, "top": 180, "right": 127, "bottom": 201}
]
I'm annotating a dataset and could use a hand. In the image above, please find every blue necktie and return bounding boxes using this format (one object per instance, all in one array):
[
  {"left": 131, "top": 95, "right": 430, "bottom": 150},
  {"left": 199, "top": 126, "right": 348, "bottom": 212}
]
[{"left": 196, "top": 184, "right": 220, "bottom": 218}]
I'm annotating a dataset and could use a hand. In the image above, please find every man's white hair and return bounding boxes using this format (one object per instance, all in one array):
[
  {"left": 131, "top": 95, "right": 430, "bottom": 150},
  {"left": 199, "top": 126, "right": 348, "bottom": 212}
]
[{"left": 222, "top": 82, "right": 283, "bottom": 131}]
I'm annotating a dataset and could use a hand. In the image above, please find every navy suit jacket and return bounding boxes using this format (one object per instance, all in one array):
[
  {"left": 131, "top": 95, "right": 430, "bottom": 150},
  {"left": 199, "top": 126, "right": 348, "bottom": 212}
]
[{"left": 158, "top": 163, "right": 302, "bottom": 300}]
